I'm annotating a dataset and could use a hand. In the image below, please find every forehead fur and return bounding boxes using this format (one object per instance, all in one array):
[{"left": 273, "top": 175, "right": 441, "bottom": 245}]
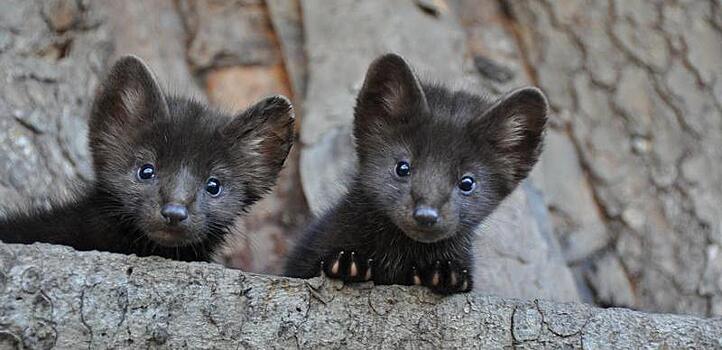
[
  {"left": 368, "top": 84, "right": 497, "bottom": 162},
  {"left": 131, "top": 97, "right": 237, "bottom": 171}
]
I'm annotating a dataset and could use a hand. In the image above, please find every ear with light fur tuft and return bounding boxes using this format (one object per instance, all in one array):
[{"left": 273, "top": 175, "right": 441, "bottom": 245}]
[
  {"left": 475, "top": 87, "right": 548, "bottom": 182},
  {"left": 88, "top": 55, "right": 169, "bottom": 170},
  {"left": 353, "top": 53, "right": 429, "bottom": 139},
  {"left": 89, "top": 55, "right": 169, "bottom": 134},
  {"left": 224, "top": 95, "right": 295, "bottom": 182}
]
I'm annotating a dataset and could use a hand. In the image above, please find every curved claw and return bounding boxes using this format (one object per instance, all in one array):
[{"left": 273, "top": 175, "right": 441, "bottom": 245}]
[
  {"left": 411, "top": 266, "right": 422, "bottom": 285},
  {"left": 365, "top": 259, "right": 373, "bottom": 281},
  {"left": 349, "top": 252, "right": 358, "bottom": 277},
  {"left": 330, "top": 251, "right": 345, "bottom": 275},
  {"left": 431, "top": 260, "right": 442, "bottom": 287}
]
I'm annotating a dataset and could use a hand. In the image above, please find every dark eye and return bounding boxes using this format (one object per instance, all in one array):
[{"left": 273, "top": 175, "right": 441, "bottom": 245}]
[
  {"left": 458, "top": 176, "right": 475, "bottom": 194},
  {"left": 137, "top": 164, "right": 155, "bottom": 180},
  {"left": 205, "top": 177, "right": 222, "bottom": 197},
  {"left": 395, "top": 161, "right": 411, "bottom": 177}
]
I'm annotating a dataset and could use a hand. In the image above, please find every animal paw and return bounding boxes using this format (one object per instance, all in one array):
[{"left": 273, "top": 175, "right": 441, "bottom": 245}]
[
  {"left": 410, "top": 260, "right": 472, "bottom": 295},
  {"left": 320, "top": 250, "right": 373, "bottom": 283}
]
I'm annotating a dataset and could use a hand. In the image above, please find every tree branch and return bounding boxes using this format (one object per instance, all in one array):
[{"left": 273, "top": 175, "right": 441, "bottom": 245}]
[{"left": 0, "top": 242, "right": 719, "bottom": 348}]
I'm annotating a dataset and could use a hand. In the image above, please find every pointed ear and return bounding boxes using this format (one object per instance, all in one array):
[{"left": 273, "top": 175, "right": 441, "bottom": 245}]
[
  {"left": 89, "top": 55, "right": 169, "bottom": 135},
  {"left": 224, "top": 95, "right": 295, "bottom": 181},
  {"left": 353, "top": 53, "right": 429, "bottom": 138},
  {"left": 477, "top": 87, "right": 548, "bottom": 183}
]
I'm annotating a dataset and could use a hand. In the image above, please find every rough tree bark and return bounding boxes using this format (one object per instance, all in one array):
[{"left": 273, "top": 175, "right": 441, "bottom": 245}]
[
  {"left": 508, "top": 0, "right": 722, "bottom": 316},
  {"left": 1, "top": 242, "right": 721, "bottom": 349}
]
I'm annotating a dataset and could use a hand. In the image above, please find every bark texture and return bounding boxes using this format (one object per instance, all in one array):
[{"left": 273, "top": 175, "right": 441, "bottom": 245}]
[
  {"left": 508, "top": 0, "right": 722, "bottom": 315},
  {"left": 1, "top": 242, "right": 721, "bottom": 349}
]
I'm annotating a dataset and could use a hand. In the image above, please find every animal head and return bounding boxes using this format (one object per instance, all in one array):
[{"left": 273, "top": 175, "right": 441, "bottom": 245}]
[
  {"left": 353, "top": 53, "right": 547, "bottom": 243},
  {"left": 88, "top": 55, "right": 294, "bottom": 247}
]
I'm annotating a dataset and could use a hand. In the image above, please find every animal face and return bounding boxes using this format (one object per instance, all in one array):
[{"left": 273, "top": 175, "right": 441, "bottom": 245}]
[
  {"left": 88, "top": 56, "right": 294, "bottom": 248},
  {"left": 353, "top": 54, "right": 547, "bottom": 243}
]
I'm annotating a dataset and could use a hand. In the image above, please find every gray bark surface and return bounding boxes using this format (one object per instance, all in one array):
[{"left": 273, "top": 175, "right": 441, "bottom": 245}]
[
  {"left": 0, "top": 0, "right": 111, "bottom": 210},
  {"left": 1, "top": 242, "right": 721, "bottom": 349},
  {"left": 508, "top": 0, "right": 722, "bottom": 316},
  {"left": 104, "top": 0, "right": 205, "bottom": 98}
]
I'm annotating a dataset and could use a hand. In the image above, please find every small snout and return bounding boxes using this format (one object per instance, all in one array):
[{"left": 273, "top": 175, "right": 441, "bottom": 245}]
[
  {"left": 413, "top": 206, "right": 439, "bottom": 227},
  {"left": 161, "top": 203, "right": 188, "bottom": 224}
]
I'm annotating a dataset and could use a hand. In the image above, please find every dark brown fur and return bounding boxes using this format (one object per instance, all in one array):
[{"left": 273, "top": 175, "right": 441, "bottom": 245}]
[
  {"left": 284, "top": 54, "right": 547, "bottom": 294},
  {"left": 0, "top": 56, "right": 294, "bottom": 262}
]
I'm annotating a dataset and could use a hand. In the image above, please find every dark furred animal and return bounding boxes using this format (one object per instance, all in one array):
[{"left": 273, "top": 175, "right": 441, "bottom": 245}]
[
  {"left": 284, "top": 54, "right": 547, "bottom": 294},
  {"left": 0, "top": 56, "right": 294, "bottom": 262}
]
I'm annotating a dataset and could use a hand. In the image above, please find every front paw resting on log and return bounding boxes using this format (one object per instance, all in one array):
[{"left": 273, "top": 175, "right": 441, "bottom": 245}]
[
  {"left": 321, "top": 250, "right": 373, "bottom": 283},
  {"left": 409, "top": 260, "right": 472, "bottom": 295}
]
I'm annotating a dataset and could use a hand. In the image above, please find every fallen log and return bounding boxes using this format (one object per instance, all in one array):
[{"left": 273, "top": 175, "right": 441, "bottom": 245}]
[{"left": 0, "top": 242, "right": 719, "bottom": 349}]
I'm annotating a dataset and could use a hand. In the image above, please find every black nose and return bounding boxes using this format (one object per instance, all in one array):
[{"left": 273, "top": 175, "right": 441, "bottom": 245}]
[
  {"left": 161, "top": 204, "right": 188, "bottom": 224},
  {"left": 413, "top": 206, "right": 439, "bottom": 226}
]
